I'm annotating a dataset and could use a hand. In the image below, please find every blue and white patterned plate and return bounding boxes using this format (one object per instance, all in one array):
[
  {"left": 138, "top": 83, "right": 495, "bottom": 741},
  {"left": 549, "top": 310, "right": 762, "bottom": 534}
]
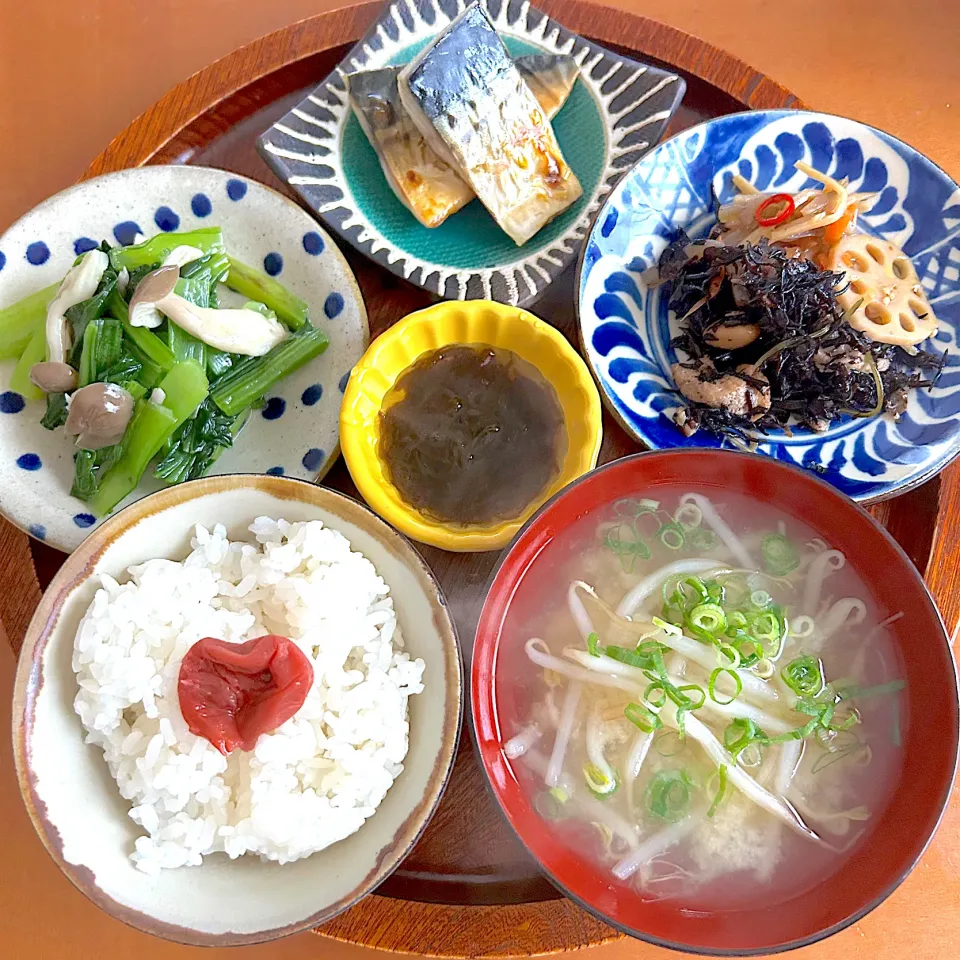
[
  {"left": 577, "top": 110, "right": 960, "bottom": 503},
  {"left": 0, "top": 166, "right": 368, "bottom": 551}
]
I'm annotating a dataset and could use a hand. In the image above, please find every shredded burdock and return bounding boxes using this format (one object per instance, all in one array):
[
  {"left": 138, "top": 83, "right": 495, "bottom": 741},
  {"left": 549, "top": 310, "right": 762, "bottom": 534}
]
[{"left": 661, "top": 234, "right": 946, "bottom": 440}]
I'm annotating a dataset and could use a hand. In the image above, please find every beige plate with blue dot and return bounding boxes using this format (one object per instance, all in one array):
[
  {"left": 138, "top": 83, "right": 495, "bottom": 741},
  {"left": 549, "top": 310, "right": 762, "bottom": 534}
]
[{"left": 0, "top": 166, "right": 368, "bottom": 551}]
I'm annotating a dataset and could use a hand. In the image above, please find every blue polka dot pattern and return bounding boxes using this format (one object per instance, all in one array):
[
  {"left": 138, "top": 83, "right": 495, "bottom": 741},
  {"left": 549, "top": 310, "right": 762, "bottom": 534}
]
[
  {"left": 302, "top": 232, "right": 324, "bottom": 255},
  {"left": 324, "top": 293, "right": 344, "bottom": 319},
  {"left": 191, "top": 192, "right": 212, "bottom": 217},
  {"left": 302, "top": 448, "right": 325, "bottom": 472},
  {"left": 0, "top": 250, "right": 5, "bottom": 272},
  {"left": 28, "top": 524, "right": 46, "bottom": 541},
  {"left": 73, "top": 513, "right": 96, "bottom": 528},
  {"left": 154, "top": 206, "right": 180, "bottom": 232},
  {"left": 338, "top": 372, "right": 350, "bottom": 393},
  {"left": 266, "top": 466, "right": 285, "bottom": 476},
  {"left": 26, "top": 242, "right": 50, "bottom": 265},
  {"left": 226, "top": 179, "right": 248, "bottom": 201},
  {"left": 74, "top": 237, "right": 98, "bottom": 256},
  {"left": 16, "top": 453, "right": 41, "bottom": 471},
  {"left": 301, "top": 383, "right": 323, "bottom": 406},
  {"left": 113, "top": 221, "right": 142, "bottom": 246},
  {"left": 262, "top": 397, "right": 286, "bottom": 420},
  {"left": 0, "top": 391, "right": 25, "bottom": 414},
  {"left": 263, "top": 252, "right": 283, "bottom": 277}
]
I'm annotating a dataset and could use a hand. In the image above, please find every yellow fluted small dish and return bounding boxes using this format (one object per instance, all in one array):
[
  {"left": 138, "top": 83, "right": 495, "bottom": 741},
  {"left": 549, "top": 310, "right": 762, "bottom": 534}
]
[{"left": 340, "top": 300, "right": 603, "bottom": 551}]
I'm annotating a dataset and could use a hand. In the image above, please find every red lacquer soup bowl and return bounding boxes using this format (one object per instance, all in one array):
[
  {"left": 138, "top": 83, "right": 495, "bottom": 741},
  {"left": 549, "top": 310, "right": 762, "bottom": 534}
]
[{"left": 472, "top": 450, "right": 959, "bottom": 955}]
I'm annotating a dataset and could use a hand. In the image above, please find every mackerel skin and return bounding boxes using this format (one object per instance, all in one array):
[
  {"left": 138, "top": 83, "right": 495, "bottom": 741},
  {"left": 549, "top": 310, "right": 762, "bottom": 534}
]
[
  {"left": 348, "top": 54, "right": 580, "bottom": 229},
  {"left": 398, "top": 3, "right": 582, "bottom": 246}
]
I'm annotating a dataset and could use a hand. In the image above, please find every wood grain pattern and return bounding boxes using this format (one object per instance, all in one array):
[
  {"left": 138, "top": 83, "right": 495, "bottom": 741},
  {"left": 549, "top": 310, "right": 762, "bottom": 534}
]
[{"left": 4, "top": 2, "right": 957, "bottom": 956}]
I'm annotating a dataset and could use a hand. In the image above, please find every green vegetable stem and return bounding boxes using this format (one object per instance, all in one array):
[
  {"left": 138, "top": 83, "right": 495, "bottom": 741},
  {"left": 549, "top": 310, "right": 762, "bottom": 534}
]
[
  {"left": 223, "top": 257, "right": 309, "bottom": 330},
  {"left": 0, "top": 282, "right": 60, "bottom": 359},
  {"left": 108, "top": 228, "right": 224, "bottom": 272},
  {"left": 210, "top": 323, "right": 328, "bottom": 416}
]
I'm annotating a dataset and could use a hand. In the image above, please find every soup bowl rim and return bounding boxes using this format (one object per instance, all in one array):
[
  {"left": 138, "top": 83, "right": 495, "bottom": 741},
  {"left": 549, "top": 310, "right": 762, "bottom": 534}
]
[{"left": 471, "top": 448, "right": 960, "bottom": 956}]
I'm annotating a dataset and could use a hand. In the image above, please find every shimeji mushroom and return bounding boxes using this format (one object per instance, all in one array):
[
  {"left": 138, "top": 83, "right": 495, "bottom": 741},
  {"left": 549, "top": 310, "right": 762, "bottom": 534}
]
[
  {"left": 29, "top": 248, "right": 109, "bottom": 393},
  {"left": 162, "top": 245, "right": 206, "bottom": 269},
  {"left": 65, "top": 382, "right": 135, "bottom": 450},
  {"left": 127, "top": 266, "right": 287, "bottom": 356}
]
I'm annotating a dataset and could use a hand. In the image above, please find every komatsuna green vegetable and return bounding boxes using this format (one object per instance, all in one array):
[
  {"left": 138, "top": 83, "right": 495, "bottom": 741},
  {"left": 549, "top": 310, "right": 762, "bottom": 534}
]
[
  {"left": 0, "top": 282, "right": 60, "bottom": 359},
  {"left": 224, "top": 257, "right": 310, "bottom": 330},
  {"left": 108, "top": 227, "right": 224, "bottom": 272},
  {"left": 3, "top": 225, "right": 328, "bottom": 513},
  {"left": 89, "top": 359, "right": 208, "bottom": 515},
  {"left": 209, "top": 323, "right": 329, "bottom": 416}
]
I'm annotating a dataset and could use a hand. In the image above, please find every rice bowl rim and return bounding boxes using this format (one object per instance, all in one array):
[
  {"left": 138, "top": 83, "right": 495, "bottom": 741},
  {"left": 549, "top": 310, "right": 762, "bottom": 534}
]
[{"left": 11, "top": 473, "right": 463, "bottom": 946}]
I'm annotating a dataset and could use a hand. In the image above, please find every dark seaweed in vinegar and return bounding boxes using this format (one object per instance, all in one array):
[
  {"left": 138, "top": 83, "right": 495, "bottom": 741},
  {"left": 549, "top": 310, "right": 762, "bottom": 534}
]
[{"left": 379, "top": 344, "right": 566, "bottom": 526}]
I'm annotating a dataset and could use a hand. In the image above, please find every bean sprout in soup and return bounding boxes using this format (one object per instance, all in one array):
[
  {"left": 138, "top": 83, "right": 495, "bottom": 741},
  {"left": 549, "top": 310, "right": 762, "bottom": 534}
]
[{"left": 499, "top": 488, "right": 906, "bottom": 909}]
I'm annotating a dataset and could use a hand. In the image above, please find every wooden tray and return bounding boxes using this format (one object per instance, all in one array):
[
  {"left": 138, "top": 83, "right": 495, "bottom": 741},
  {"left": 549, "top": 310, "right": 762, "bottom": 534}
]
[{"left": 5, "top": 2, "right": 959, "bottom": 956}]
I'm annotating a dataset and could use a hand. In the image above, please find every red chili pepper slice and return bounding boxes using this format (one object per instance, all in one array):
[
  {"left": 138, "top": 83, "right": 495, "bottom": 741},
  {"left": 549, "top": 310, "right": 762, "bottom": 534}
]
[
  {"left": 754, "top": 193, "right": 796, "bottom": 228},
  {"left": 177, "top": 634, "right": 313, "bottom": 754}
]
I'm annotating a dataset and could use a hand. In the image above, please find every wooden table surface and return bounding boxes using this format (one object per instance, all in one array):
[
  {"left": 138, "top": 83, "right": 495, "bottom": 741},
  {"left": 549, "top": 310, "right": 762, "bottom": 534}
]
[{"left": 1, "top": 1, "right": 958, "bottom": 958}]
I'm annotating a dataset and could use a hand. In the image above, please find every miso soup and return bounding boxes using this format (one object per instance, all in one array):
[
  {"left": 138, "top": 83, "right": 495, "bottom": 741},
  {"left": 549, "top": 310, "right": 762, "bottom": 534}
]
[{"left": 500, "top": 487, "right": 906, "bottom": 910}]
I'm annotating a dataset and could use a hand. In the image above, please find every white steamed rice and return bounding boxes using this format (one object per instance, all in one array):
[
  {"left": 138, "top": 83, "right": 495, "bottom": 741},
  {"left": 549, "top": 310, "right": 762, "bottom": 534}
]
[{"left": 72, "top": 517, "right": 425, "bottom": 874}]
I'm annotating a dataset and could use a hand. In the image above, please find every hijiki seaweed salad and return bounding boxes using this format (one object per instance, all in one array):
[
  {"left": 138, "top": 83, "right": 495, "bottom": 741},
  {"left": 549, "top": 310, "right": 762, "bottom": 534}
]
[
  {"left": 0, "top": 228, "right": 328, "bottom": 515},
  {"left": 660, "top": 161, "right": 945, "bottom": 441}
]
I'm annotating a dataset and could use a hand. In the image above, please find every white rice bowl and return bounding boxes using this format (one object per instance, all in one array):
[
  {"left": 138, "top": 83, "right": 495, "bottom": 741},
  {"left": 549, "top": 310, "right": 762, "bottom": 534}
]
[{"left": 72, "top": 517, "right": 425, "bottom": 875}]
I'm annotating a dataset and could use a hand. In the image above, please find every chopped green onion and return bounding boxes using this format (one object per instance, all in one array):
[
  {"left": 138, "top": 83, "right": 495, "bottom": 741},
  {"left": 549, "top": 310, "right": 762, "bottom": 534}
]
[
  {"left": 602, "top": 521, "right": 651, "bottom": 573},
  {"left": 690, "top": 527, "right": 717, "bottom": 549},
  {"left": 625, "top": 701, "right": 662, "bottom": 733},
  {"left": 761, "top": 533, "right": 800, "bottom": 576},
  {"left": 583, "top": 763, "right": 619, "bottom": 799},
  {"left": 750, "top": 590, "right": 772, "bottom": 609},
  {"left": 782, "top": 655, "right": 825, "bottom": 697},
  {"left": 677, "top": 684, "right": 706, "bottom": 710},
  {"left": 658, "top": 522, "right": 685, "bottom": 550},
  {"left": 646, "top": 769, "right": 694, "bottom": 822},
  {"left": 644, "top": 682, "right": 668, "bottom": 708},
  {"left": 688, "top": 602, "right": 726, "bottom": 637},
  {"left": 709, "top": 668, "right": 742, "bottom": 705},
  {"left": 586, "top": 632, "right": 600, "bottom": 657},
  {"left": 717, "top": 643, "right": 741, "bottom": 668},
  {"left": 654, "top": 731, "right": 686, "bottom": 757},
  {"left": 605, "top": 644, "right": 661, "bottom": 670},
  {"left": 707, "top": 764, "right": 728, "bottom": 818},
  {"left": 705, "top": 579, "right": 724, "bottom": 602},
  {"left": 652, "top": 616, "right": 682, "bottom": 637},
  {"left": 754, "top": 657, "right": 775, "bottom": 680},
  {"left": 724, "top": 717, "right": 770, "bottom": 756},
  {"left": 727, "top": 613, "right": 749, "bottom": 634}
]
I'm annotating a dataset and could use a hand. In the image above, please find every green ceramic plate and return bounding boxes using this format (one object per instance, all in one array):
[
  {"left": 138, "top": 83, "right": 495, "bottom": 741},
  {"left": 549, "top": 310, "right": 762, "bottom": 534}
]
[{"left": 258, "top": 0, "right": 685, "bottom": 307}]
